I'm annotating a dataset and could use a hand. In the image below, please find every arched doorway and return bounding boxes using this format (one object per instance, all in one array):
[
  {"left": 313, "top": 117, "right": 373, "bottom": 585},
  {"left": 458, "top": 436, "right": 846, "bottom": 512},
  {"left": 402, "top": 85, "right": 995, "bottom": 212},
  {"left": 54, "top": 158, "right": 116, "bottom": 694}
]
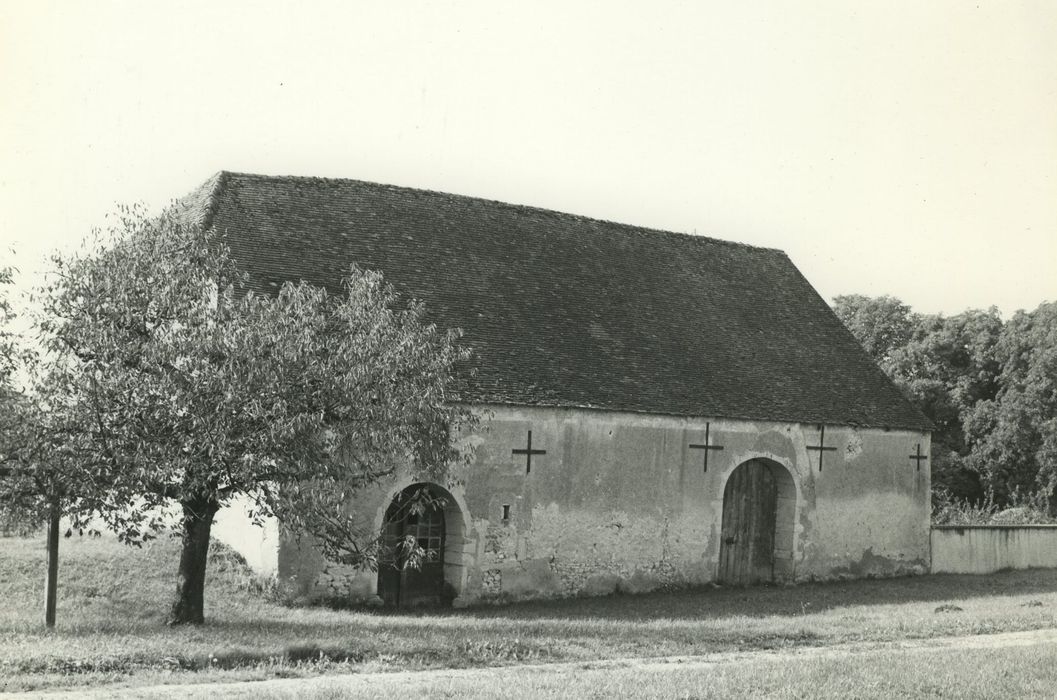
[
  {"left": 718, "top": 459, "right": 796, "bottom": 585},
  {"left": 377, "top": 483, "right": 463, "bottom": 608}
]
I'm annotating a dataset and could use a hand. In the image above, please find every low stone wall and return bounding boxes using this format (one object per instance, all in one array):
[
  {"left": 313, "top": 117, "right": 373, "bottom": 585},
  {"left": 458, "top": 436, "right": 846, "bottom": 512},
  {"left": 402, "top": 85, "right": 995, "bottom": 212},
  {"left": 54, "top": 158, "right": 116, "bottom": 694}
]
[{"left": 931, "top": 525, "right": 1057, "bottom": 574}]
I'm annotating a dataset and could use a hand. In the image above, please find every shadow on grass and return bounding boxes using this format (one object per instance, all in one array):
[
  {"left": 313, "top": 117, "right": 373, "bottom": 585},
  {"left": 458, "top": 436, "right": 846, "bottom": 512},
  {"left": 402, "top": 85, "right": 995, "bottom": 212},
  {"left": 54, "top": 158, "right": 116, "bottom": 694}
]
[
  {"left": 204, "top": 568, "right": 1057, "bottom": 632},
  {"left": 199, "top": 569, "right": 1057, "bottom": 630},
  {"left": 12, "top": 569, "right": 1057, "bottom": 644},
  {"left": 447, "top": 569, "right": 1057, "bottom": 622}
]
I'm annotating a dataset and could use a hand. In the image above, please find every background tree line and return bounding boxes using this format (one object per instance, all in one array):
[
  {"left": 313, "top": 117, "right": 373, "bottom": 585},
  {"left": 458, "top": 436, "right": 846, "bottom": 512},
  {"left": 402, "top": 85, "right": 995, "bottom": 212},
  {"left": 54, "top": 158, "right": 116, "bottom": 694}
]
[{"left": 832, "top": 295, "right": 1057, "bottom": 516}]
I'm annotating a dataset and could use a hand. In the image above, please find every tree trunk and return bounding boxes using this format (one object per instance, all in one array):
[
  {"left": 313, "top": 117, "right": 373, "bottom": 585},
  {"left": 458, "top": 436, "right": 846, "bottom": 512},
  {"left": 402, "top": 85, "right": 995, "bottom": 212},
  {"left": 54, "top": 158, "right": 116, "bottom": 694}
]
[
  {"left": 44, "top": 496, "right": 60, "bottom": 629},
  {"left": 168, "top": 498, "right": 219, "bottom": 625}
]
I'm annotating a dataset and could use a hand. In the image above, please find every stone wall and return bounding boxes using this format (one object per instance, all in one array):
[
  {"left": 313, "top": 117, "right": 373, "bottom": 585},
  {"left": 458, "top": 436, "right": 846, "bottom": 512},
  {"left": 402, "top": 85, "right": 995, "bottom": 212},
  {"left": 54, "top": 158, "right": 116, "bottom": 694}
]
[{"left": 278, "top": 404, "right": 931, "bottom": 605}]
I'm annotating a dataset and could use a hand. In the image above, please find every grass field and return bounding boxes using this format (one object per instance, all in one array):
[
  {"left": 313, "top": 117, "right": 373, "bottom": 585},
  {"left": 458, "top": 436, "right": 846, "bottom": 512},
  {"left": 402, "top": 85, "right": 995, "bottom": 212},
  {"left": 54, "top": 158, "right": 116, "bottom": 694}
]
[
  {"left": 2, "top": 532, "right": 1056, "bottom": 694},
  {"left": 103, "top": 643, "right": 1057, "bottom": 699}
]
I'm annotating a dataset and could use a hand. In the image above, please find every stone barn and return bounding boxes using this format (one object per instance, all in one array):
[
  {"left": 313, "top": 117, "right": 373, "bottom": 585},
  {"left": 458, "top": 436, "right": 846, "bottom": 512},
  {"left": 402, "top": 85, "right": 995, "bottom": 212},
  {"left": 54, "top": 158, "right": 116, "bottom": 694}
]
[{"left": 191, "top": 171, "right": 932, "bottom": 607}]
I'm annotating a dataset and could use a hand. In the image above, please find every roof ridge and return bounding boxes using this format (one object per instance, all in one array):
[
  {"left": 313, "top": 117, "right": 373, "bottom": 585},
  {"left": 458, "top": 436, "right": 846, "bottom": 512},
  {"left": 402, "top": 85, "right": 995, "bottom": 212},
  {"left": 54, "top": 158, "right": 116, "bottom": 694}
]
[{"left": 215, "top": 170, "right": 783, "bottom": 254}]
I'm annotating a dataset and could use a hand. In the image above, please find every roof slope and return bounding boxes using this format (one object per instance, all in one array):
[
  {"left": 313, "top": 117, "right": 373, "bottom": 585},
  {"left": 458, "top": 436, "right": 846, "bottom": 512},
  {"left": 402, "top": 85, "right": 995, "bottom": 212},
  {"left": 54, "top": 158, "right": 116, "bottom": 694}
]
[{"left": 182, "top": 171, "right": 930, "bottom": 430}]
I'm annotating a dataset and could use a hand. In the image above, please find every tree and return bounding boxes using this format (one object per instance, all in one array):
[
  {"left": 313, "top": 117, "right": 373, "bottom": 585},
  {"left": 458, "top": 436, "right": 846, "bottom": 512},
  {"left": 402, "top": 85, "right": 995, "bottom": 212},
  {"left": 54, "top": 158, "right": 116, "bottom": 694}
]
[
  {"left": 966, "top": 302, "right": 1057, "bottom": 512},
  {"left": 0, "top": 261, "right": 47, "bottom": 537},
  {"left": 0, "top": 259, "right": 79, "bottom": 628},
  {"left": 831, "top": 294, "right": 914, "bottom": 365},
  {"left": 886, "top": 308, "right": 1004, "bottom": 502},
  {"left": 834, "top": 294, "right": 1057, "bottom": 512},
  {"left": 0, "top": 260, "right": 19, "bottom": 396},
  {"left": 0, "top": 393, "right": 87, "bottom": 628},
  {"left": 38, "top": 206, "right": 474, "bottom": 624},
  {"left": 832, "top": 295, "right": 1002, "bottom": 502},
  {"left": 0, "top": 261, "right": 26, "bottom": 533}
]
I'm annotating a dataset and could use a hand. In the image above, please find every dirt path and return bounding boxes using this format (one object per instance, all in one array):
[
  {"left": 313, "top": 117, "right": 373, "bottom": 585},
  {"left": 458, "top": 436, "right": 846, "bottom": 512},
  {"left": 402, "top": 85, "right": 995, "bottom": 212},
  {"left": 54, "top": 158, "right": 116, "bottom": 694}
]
[{"left": 19, "top": 627, "right": 1057, "bottom": 699}]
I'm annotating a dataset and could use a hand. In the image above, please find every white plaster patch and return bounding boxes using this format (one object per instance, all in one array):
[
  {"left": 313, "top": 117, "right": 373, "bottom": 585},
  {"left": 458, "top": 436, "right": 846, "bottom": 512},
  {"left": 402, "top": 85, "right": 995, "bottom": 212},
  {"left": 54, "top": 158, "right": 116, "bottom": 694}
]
[
  {"left": 458, "top": 433, "right": 488, "bottom": 449},
  {"left": 212, "top": 495, "right": 280, "bottom": 577},
  {"left": 844, "top": 430, "right": 864, "bottom": 461}
]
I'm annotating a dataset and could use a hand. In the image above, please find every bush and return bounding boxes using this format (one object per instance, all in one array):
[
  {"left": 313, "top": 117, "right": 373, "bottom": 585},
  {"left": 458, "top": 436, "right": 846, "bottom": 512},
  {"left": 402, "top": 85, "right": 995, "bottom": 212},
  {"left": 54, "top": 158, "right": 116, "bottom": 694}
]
[{"left": 932, "top": 488, "right": 1057, "bottom": 525}]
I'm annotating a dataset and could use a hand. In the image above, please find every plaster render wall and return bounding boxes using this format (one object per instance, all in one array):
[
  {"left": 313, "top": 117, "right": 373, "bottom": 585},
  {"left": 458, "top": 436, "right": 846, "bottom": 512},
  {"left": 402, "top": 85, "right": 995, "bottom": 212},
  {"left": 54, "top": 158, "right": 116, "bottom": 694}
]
[
  {"left": 279, "top": 405, "right": 931, "bottom": 605},
  {"left": 931, "top": 526, "right": 1057, "bottom": 574},
  {"left": 212, "top": 495, "right": 280, "bottom": 577}
]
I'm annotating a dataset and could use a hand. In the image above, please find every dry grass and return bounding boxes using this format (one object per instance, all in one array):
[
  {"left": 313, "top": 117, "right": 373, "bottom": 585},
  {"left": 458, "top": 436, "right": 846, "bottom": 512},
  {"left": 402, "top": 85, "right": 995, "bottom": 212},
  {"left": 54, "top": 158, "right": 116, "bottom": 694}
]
[{"left": 2, "top": 532, "right": 1056, "bottom": 693}]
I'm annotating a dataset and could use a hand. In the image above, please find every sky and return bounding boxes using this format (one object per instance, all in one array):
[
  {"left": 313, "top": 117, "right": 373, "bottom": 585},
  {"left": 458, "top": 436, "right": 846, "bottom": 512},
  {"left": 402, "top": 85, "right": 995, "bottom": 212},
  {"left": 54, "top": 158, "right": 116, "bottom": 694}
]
[{"left": 1, "top": 1, "right": 1055, "bottom": 318}]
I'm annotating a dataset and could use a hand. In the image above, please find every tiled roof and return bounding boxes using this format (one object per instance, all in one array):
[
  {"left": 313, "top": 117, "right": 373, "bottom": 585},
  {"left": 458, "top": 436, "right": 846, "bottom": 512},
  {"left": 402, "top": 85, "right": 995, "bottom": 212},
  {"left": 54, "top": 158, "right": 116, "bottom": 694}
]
[{"left": 180, "top": 171, "right": 930, "bottom": 430}]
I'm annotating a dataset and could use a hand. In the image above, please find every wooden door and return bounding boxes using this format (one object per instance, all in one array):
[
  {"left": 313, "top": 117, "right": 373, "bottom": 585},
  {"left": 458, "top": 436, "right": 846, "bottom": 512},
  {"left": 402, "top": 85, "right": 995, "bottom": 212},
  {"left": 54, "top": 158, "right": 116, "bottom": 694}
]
[
  {"left": 378, "top": 490, "right": 446, "bottom": 607},
  {"left": 398, "top": 504, "right": 445, "bottom": 606},
  {"left": 718, "top": 460, "right": 778, "bottom": 585}
]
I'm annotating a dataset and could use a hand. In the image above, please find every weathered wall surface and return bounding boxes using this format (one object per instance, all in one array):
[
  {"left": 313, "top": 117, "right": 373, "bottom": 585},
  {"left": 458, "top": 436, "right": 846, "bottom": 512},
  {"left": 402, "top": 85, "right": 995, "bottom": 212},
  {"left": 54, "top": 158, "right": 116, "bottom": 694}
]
[
  {"left": 931, "top": 526, "right": 1057, "bottom": 574},
  {"left": 280, "top": 405, "right": 931, "bottom": 605}
]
